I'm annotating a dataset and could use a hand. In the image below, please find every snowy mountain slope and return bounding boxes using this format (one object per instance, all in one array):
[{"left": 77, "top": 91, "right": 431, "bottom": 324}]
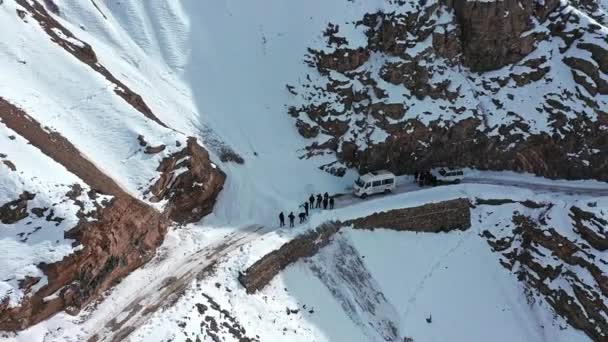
[
  {"left": 0, "top": 0, "right": 224, "bottom": 330},
  {"left": 0, "top": 119, "right": 110, "bottom": 308},
  {"left": 0, "top": 0, "right": 607, "bottom": 341},
  {"left": 287, "top": 0, "right": 608, "bottom": 179}
]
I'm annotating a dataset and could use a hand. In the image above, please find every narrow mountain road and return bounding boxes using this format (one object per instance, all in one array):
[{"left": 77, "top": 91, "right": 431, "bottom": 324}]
[
  {"left": 79, "top": 174, "right": 607, "bottom": 342},
  {"left": 85, "top": 224, "right": 270, "bottom": 342},
  {"left": 335, "top": 175, "right": 608, "bottom": 208},
  {"left": 464, "top": 177, "right": 608, "bottom": 196}
]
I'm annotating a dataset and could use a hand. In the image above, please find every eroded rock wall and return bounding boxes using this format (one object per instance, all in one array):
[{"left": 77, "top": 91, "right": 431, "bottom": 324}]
[{"left": 0, "top": 101, "right": 224, "bottom": 329}]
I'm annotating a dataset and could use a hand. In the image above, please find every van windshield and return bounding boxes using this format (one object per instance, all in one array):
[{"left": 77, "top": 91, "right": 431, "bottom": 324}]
[{"left": 355, "top": 178, "right": 365, "bottom": 187}]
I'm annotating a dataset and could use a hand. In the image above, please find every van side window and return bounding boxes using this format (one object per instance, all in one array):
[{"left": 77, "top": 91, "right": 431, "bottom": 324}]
[
  {"left": 382, "top": 179, "right": 394, "bottom": 185},
  {"left": 372, "top": 180, "right": 381, "bottom": 187}
]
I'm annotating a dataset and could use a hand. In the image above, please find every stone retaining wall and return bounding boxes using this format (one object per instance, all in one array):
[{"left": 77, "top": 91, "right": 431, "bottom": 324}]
[{"left": 239, "top": 198, "right": 471, "bottom": 293}]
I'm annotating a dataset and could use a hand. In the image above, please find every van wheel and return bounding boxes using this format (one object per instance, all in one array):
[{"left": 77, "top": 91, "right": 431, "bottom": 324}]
[
  {"left": 384, "top": 189, "right": 391, "bottom": 194},
  {"left": 454, "top": 179, "right": 461, "bottom": 184},
  {"left": 361, "top": 193, "right": 368, "bottom": 199}
]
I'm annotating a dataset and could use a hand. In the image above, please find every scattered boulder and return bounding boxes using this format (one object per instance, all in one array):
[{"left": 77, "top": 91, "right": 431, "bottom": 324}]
[{"left": 0, "top": 191, "right": 35, "bottom": 224}]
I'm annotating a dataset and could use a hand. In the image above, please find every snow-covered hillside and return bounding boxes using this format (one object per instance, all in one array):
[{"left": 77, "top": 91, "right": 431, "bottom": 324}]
[{"left": 1, "top": 0, "right": 607, "bottom": 341}]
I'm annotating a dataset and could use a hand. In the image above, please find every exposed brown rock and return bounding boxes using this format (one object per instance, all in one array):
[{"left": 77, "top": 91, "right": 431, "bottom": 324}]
[
  {"left": 149, "top": 137, "right": 225, "bottom": 224},
  {"left": 15, "top": 0, "right": 168, "bottom": 129},
  {"left": 569, "top": 206, "right": 608, "bottom": 251},
  {"left": 0, "top": 97, "right": 123, "bottom": 195},
  {"left": 0, "top": 191, "right": 35, "bottom": 224},
  {"left": 564, "top": 56, "right": 608, "bottom": 95},
  {"left": 310, "top": 47, "right": 370, "bottom": 74},
  {"left": 346, "top": 198, "right": 471, "bottom": 232},
  {"left": 451, "top": 0, "right": 559, "bottom": 71},
  {"left": 432, "top": 28, "right": 461, "bottom": 61},
  {"left": 482, "top": 202, "right": 608, "bottom": 341},
  {"left": 2, "top": 160, "right": 16, "bottom": 171},
  {"left": 509, "top": 215, "right": 608, "bottom": 341},
  {"left": 144, "top": 144, "right": 166, "bottom": 154},
  {"left": 0, "top": 99, "right": 224, "bottom": 330},
  {"left": 0, "top": 195, "right": 169, "bottom": 330},
  {"left": 239, "top": 223, "right": 340, "bottom": 294},
  {"left": 327, "top": 116, "right": 608, "bottom": 181}
]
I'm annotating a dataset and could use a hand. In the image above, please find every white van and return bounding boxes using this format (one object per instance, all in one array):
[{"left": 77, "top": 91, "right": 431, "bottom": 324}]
[
  {"left": 432, "top": 167, "right": 464, "bottom": 184},
  {"left": 353, "top": 170, "right": 396, "bottom": 198}
]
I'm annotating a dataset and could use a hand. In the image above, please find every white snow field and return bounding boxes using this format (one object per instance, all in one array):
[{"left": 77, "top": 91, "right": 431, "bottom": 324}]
[{"left": 0, "top": 0, "right": 607, "bottom": 342}]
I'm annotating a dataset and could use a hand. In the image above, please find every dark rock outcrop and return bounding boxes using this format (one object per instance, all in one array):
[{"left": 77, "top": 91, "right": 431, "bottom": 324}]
[
  {"left": 0, "top": 191, "right": 35, "bottom": 224},
  {"left": 149, "top": 137, "right": 226, "bottom": 224},
  {"left": 451, "top": 0, "right": 560, "bottom": 71},
  {"left": 339, "top": 117, "right": 608, "bottom": 181}
]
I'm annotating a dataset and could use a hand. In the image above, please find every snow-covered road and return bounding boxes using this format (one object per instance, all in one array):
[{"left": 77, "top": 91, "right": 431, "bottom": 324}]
[
  {"left": 91, "top": 174, "right": 608, "bottom": 341},
  {"left": 334, "top": 174, "right": 608, "bottom": 209},
  {"left": 15, "top": 173, "right": 605, "bottom": 342},
  {"left": 82, "top": 225, "right": 271, "bottom": 342}
]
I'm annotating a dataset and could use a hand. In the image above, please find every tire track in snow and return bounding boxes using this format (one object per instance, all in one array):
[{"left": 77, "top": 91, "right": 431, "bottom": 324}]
[{"left": 86, "top": 224, "right": 270, "bottom": 342}]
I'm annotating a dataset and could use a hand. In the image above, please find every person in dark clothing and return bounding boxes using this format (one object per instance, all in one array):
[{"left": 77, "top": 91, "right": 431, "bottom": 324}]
[
  {"left": 329, "top": 197, "right": 334, "bottom": 209},
  {"left": 322, "top": 197, "right": 328, "bottom": 210},
  {"left": 299, "top": 212, "right": 307, "bottom": 223},
  {"left": 414, "top": 170, "right": 419, "bottom": 183},
  {"left": 288, "top": 212, "right": 295, "bottom": 227},
  {"left": 316, "top": 194, "right": 322, "bottom": 208},
  {"left": 279, "top": 212, "right": 285, "bottom": 227},
  {"left": 324, "top": 192, "right": 329, "bottom": 200},
  {"left": 309, "top": 195, "right": 315, "bottom": 208},
  {"left": 304, "top": 202, "right": 309, "bottom": 216}
]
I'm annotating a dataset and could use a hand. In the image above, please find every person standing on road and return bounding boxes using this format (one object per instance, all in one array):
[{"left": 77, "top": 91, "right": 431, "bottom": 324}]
[
  {"left": 322, "top": 197, "right": 328, "bottom": 210},
  {"left": 304, "top": 201, "right": 309, "bottom": 217},
  {"left": 324, "top": 192, "right": 329, "bottom": 201},
  {"left": 288, "top": 212, "right": 295, "bottom": 227},
  {"left": 309, "top": 194, "right": 315, "bottom": 208},
  {"left": 329, "top": 197, "right": 335, "bottom": 209},
  {"left": 316, "top": 194, "right": 322, "bottom": 208},
  {"left": 299, "top": 212, "right": 307, "bottom": 223},
  {"left": 279, "top": 211, "right": 285, "bottom": 227}
]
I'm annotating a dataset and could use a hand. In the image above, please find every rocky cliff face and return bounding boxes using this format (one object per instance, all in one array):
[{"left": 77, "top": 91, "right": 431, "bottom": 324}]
[
  {"left": 0, "top": 195, "right": 168, "bottom": 330},
  {"left": 288, "top": 0, "right": 608, "bottom": 180},
  {"left": 148, "top": 137, "right": 226, "bottom": 224},
  {"left": 479, "top": 199, "right": 608, "bottom": 341},
  {"left": 0, "top": 62, "right": 224, "bottom": 332},
  {"left": 452, "top": 0, "right": 560, "bottom": 71}
]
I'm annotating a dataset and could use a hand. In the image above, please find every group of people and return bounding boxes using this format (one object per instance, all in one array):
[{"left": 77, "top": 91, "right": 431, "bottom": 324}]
[
  {"left": 414, "top": 170, "right": 436, "bottom": 187},
  {"left": 279, "top": 192, "right": 335, "bottom": 228}
]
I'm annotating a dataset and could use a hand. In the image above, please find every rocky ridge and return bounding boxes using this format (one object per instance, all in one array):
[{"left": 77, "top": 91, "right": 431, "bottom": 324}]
[
  {"left": 288, "top": 0, "right": 608, "bottom": 180},
  {"left": 478, "top": 198, "right": 608, "bottom": 341},
  {"left": 0, "top": 0, "right": 225, "bottom": 330}
]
